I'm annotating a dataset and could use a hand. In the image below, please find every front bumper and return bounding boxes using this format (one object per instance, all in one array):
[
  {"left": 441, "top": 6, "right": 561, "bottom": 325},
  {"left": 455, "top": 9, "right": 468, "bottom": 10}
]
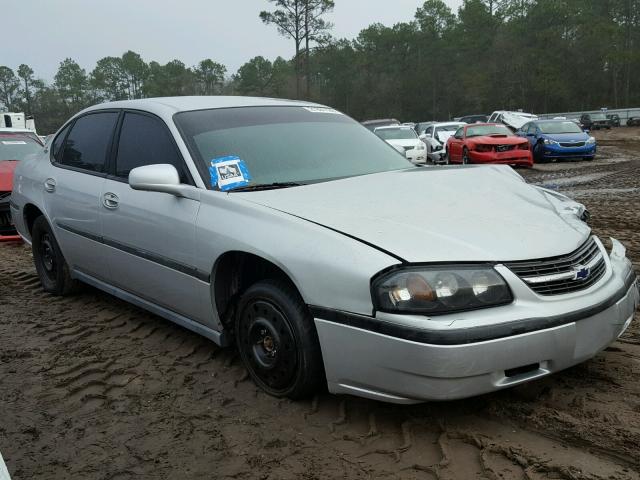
[
  {"left": 543, "top": 143, "right": 596, "bottom": 159},
  {"left": 406, "top": 148, "right": 427, "bottom": 164},
  {"left": 314, "top": 244, "right": 638, "bottom": 404},
  {"left": 469, "top": 150, "right": 532, "bottom": 166}
]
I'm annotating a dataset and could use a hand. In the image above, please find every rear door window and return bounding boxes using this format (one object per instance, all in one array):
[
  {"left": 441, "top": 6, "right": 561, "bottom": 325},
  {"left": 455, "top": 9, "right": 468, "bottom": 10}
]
[
  {"left": 59, "top": 112, "right": 118, "bottom": 173},
  {"left": 114, "top": 112, "right": 189, "bottom": 183}
]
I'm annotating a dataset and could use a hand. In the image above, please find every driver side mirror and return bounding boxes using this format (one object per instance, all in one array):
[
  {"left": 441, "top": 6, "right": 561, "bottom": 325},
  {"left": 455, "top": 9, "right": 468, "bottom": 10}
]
[{"left": 129, "top": 164, "right": 200, "bottom": 200}]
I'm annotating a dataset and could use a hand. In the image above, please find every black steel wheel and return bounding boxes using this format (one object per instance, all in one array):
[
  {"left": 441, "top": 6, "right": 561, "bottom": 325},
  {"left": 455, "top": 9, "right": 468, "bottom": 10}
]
[
  {"left": 235, "top": 280, "right": 324, "bottom": 399},
  {"left": 32, "top": 216, "right": 79, "bottom": 295}
]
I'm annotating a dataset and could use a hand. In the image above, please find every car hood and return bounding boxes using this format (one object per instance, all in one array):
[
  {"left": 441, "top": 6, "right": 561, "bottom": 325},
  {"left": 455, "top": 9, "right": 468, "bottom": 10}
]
[
  {"left": 501, "top": 112, "right": 538, "bottom": 129},
  {"left": 468, "top": 135, "right": 526, "bottom": 145},
  {"left": 239, "top": 166, "right": 590, "bottom": 263},
  {"left": 0, "top": 161, "right": 18, "bottom": 191},
  {"left": 385, "top": 139, "right": 422, "bottom": 148},
  {"left": 541, "top": 132, "right": 589, "bottom": 142}
]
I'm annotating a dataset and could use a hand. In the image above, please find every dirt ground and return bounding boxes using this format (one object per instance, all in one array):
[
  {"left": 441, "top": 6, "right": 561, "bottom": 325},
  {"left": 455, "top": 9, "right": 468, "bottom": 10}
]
[{"left": 1, "top": 128, "right": 639, "bottom": 480}]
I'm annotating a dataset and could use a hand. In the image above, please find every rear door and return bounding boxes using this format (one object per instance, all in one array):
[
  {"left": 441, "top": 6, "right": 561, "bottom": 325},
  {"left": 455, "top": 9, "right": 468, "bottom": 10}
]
[
  {"left": 47, "top": 111, "right": 119, "bottom": 279},
  {"left": 99, "top": 111, "right": 205, "bottom": 322}
]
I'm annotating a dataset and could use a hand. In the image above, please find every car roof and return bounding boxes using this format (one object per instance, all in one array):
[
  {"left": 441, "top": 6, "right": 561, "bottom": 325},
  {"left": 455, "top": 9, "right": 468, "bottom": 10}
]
[
  {"left": 431, "top": 122, "right": 466, "bottom": 127},
  {"left": 374, "top": 125, "right": 412, "bottom": 131},
  {"left": 0, "top": 127, "right": 35, "bottom": 133},
  {"left": 78, "top": 96, "right": 323, "bottom": 118}
]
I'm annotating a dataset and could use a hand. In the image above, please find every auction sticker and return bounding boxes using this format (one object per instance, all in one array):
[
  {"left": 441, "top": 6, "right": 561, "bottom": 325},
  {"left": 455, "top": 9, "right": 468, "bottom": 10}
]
[{"left": 209, "top": 156, "right": 252, "bottom": 191}]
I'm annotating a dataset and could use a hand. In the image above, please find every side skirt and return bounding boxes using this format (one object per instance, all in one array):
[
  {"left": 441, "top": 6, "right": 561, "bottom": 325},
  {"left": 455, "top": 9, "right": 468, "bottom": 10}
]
[{"left": 73, "top": 270, "right": 229, "bottom": 347}]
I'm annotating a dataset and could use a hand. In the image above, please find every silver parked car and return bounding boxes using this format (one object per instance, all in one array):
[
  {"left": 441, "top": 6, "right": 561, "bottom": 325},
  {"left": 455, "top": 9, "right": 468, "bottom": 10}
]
[{"left": 11, "top": 97, "right": 639, "bottom": 404}]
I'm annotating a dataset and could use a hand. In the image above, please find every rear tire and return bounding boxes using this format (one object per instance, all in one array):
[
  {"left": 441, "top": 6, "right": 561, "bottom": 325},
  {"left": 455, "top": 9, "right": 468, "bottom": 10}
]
[
  {"left": 32, "top": 216, "right": 79, "bottom": 295},
  {"left": 235, "top": 279, "right": 325, "bottom": 400}
]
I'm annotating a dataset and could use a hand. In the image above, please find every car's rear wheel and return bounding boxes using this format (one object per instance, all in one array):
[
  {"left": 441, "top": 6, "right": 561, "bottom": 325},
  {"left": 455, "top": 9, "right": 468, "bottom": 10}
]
[
  {"left": 462, "top": 148, "right": 471, "bottom": 165},
  {"left": 32, "top": 216, "right": 79, "bottom": 295},
  {"left": 235, "top": 279, "right": 324, "bottom": 399}
]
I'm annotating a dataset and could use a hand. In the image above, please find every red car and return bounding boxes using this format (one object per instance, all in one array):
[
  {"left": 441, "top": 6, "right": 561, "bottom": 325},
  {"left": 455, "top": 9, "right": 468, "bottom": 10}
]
[
  {"left": 1, "top": 129, "right": 44, "bottom": 241},
  {"left": 445, "top": 123, "right": 533, "bottom": 167}
]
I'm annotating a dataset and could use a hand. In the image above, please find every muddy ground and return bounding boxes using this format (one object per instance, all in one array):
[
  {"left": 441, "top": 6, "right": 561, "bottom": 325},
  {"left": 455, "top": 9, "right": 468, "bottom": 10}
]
[{"left": 1, "top": 128, "right": 639, "bottom": 480}]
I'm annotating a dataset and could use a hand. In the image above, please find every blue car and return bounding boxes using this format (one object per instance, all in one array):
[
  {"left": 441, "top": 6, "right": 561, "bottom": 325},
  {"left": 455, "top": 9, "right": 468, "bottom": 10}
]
[{"left": 517, "top": 119, "right": 597, "bottom": 163}]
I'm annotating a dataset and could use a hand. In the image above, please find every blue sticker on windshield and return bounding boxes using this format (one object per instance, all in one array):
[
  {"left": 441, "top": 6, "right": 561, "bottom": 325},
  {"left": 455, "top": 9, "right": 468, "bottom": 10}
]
[{"left": 209, "top": 156, "right": 252, "bottom": 191}]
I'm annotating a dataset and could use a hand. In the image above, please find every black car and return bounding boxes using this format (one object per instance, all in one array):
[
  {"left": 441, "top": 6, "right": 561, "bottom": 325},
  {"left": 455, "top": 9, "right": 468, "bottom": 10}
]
[
  {"left": 458, "top": 114, "right": 488, "bottom": 124},
  {"left": 627, "top": 117, "right": 640, "bottom": 127},
  {"left": 580, "top": 113, "right": 611, "bottom": 130},
  {"left": 606, "top": 114, "right": 621, "bottom": 127}
]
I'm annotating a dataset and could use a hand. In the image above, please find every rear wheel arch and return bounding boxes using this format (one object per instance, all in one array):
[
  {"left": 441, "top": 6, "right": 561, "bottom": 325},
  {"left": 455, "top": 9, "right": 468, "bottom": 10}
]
[{"left": 23, "top": 204, "right": 45, "bottom": 239}]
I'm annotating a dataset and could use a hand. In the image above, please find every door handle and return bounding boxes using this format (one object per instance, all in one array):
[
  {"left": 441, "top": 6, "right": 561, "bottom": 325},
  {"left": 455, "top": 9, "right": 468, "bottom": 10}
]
[
  {"left": 44, "top": 178, "right": 56, "bottom": 193},
  {"left": 103, "top": 192, "right": 119, "bottom": 210}
]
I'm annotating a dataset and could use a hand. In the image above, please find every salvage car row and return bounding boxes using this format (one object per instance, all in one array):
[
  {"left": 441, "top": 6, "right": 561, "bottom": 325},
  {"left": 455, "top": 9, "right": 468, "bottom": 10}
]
[
  {"left": 369, "top": 116, "right": 597, "bottom": 167},
  {"left": 2, "top": 97, "right": 638, "bottom": 405}
]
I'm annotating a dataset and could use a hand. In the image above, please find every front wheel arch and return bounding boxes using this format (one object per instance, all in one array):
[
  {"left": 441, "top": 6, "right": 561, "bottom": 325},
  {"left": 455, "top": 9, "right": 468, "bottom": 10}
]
[{"left": 212, "top": 251, "right": 307, "bottom": 331}]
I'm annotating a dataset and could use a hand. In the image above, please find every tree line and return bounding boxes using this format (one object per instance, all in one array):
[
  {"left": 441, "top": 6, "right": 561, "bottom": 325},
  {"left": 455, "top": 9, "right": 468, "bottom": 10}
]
[{"left": 1, "top": 0, "right": 640, "bottom": 134}]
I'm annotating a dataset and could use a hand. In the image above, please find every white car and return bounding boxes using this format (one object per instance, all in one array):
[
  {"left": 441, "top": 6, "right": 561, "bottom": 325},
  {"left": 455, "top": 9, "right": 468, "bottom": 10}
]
[
  {"left": 374, "top": 126, "right": 427, "bottom": 164},
  {"left": 420, "top": 122, "right": 466, "bottom": 164},
  {"left": 488, "top": 111, "right": 538, "bottom": 130}
]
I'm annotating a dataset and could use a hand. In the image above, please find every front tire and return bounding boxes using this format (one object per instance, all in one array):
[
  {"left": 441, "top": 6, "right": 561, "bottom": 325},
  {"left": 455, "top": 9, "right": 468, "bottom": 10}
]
[
  {"left": 235, "top": 279, "right": 324, "bottom": 399},
  {"left": 32, "top": 216, "right": 79, "bottom": 295},
  {"left": 462, "top": 147, "right": 471, "bottom": 165}
]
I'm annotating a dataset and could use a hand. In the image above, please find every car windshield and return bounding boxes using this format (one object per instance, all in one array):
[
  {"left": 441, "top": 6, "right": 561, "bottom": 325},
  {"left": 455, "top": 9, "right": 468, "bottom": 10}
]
[
  {"left": 591, "top": 113, "right": 606, "bottom": 121},
  {"left": 174, "top": 106, "right": 413, "bottom": 189},
  {"left": 375, "top": 128, "right": 417, "bottom": 140},
  {"left": 465, "top": 125, "right": 512, "bottom": 137},
  {"left": 0, "top": 134, "right": 43, "bottom": 161},
  {"left": 537, "top": 121, "right": 583, "bottom": 134}
]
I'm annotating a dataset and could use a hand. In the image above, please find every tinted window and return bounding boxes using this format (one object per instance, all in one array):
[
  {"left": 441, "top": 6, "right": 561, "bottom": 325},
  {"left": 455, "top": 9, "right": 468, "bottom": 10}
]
[
  {"left": 51, "top": 123, "right": 71, "bottom": 162},
  {"left": 60, "top": 113, "right": 118, "bottom": 173},
  {"left": 115, "top": 113, "right": 187, "bottom": 181}
]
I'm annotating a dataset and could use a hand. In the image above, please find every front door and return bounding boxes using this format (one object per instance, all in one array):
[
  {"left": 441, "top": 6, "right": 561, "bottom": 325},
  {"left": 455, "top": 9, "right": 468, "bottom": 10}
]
[{"left": 99, "top": 111, "right": 205, "bottom": 322}]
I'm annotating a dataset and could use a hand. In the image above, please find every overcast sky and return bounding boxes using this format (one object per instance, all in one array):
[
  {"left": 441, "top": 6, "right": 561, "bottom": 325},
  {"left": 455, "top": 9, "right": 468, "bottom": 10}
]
[{"left": 4, "top": 0, "right": 463, "bottom": 81}]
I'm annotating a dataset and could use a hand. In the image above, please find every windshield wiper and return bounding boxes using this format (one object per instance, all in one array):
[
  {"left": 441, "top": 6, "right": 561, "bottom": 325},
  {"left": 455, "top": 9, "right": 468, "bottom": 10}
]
[{"left": 227, "top": 182, "right": 306, "bottom": 193}]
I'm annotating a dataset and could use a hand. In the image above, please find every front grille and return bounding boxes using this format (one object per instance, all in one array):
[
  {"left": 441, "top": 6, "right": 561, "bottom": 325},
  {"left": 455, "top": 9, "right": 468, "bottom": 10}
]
[
  {"left": 0, "top": 191, "right": 10, "bottom": 200},
  {"left": 559, "top": 142, "right": 586, "bottom": 147},
  {"left": 496, "top": 145, "right": 515, "bottom": 152},
  {"left": 504, "top": 237, "right": 606, "bottom": 296}
]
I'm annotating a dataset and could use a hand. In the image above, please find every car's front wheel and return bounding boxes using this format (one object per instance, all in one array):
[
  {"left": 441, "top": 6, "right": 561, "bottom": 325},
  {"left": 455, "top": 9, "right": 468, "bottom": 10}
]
[
  {"left": 32, "top": 216, "right": 79, "bottom": 295},
  {"left": 235, "top": 279, "right": 324, "bottom": 399},
  {"left": 462, "top": 147, "right": 471, "bottom": 165}
]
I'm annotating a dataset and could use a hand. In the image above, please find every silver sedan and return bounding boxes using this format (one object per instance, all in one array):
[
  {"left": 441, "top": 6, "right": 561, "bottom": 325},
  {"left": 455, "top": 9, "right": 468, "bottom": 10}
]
[{"left": 11, "top": 97, "right": 639, "bottom": 403}]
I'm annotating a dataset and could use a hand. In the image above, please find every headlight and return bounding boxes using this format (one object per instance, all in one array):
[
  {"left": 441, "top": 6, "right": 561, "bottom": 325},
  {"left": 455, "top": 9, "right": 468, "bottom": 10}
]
[
  {"left": 372, "top": 265, "right": 513, "bottom": 315},
  {"left": 415, "top": 143, "right": 426, "bottom": 151},
  {"left": 432, "top": 144, "right": 442, "bottom": 151},
  {"left": 586, "top": 136, "right": 596, "bottom": 144},
  {"left": 543, "top": 138, "right": 559, "bottom": 145}
]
